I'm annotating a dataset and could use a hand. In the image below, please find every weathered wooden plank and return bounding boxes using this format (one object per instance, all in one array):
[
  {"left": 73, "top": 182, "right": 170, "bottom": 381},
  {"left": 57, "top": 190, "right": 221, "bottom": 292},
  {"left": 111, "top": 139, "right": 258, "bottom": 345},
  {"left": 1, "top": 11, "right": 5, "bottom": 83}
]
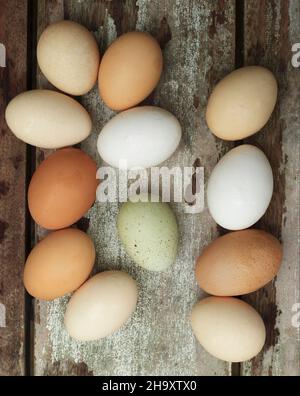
[
  {"left": 33, "top": 0, "right": 236, "bottom": 375},
  {"left": 0, "top": 0, "right": 28, "bottom": 376},
  {"left": 241, "top": 0, "right": 300, "bottom": 376}
]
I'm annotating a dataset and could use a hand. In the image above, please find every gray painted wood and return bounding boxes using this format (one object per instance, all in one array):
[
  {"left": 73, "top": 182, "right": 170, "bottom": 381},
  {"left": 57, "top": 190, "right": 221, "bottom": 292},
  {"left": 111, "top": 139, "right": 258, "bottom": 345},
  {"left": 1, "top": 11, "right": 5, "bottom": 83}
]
[{"left": 33, "top": 0, "right": 235, "bottom": 376}]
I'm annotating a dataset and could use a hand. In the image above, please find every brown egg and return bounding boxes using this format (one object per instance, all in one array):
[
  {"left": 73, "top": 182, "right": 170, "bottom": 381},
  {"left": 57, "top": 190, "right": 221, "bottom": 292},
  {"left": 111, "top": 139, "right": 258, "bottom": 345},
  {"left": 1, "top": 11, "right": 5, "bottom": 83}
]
[
  {"left": 98, "top": 31, "right": 163, "bottom": 111},
  {"left": 24, "top": 228, "right": 95, "bottom": 300},
  {"left": 195, "top": 229, "right": 282, "bottom": 296},
  {"left": 28, "top": 148, "right": 97, "bottom": 230}
]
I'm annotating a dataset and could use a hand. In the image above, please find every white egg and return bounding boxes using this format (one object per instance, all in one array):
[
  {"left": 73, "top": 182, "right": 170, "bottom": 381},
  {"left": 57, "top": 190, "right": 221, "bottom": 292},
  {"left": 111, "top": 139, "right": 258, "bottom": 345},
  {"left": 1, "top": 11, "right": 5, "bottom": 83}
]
[
  {"left": 207, "top": 144, "right": 273, "bottom": 230},
  {"left": 97, "top": 106, "right": 181, "bottom": 169}
]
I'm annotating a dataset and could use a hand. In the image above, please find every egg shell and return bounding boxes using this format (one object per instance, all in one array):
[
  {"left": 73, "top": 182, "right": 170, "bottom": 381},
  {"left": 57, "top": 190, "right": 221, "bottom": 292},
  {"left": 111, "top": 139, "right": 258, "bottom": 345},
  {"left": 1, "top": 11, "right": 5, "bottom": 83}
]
[
  {"left": 195, "top": 229, "right": 282, "bottom": 296},
  {"left": 191, "top": 297, "right": 266, "bottom": 362},
  {"left": 24, "top": 228, "right": 95, "bottom": 300},
  {"left": 97, "top": 106, "right": 181, "bottom": 169},
  {"left": 206, "top": 66, "right": 278, "bottom": 140},
  {"left": 37, "top": 20, "right": 100, "bottom": 95},
  {"left": 117, "top": 197, "right": 178, "bottom": 271},
  {"left": 207, "top": 144, "right": 273, "bottom": 230},
  {"left": 5, "top": 90, "right": 92, "bottom": 149},
  {"left": 64, "top": 271, "right": 138, "bottom": 341},
  {"left": 98, "top": 31, "right": 163, "bottom": 110},
  {"left": 28, "top": 148, "right": 97, "bottom": 230}
]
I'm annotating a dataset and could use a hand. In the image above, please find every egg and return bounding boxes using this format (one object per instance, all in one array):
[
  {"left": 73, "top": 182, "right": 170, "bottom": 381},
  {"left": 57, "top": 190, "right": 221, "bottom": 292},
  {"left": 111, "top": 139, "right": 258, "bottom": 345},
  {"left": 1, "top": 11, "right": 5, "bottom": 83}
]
[
  {"left": 195, "top": 229, "right": 282, "bottom": 296},
  {"left": 37, "top": 20, "right": 100, "bottom": 95},
  {"left": 97, "top": 106, "right": 181, "bottom": 169},
  {"left": 24, "top": 228, "right": 95, "bottom": 300},
  {"left": 98, "top": 31, "right": 163, "bottom": 110},
  {"left": 64, "top": 271, "right": 138, "bottom": 341},
  {"left": 5, "top": 90, "right": 91, "bottom": 149},
  {"left": 191, "top": 297, "right": 266, "bottom": 362},
  {"left": 206, "top": 66, "right": 278, "bottom": 140},
  {"left": 117, "top": 196, "right": 178, "bottom": 271},
  {"left": 28, "top": 148, "right": 97, "bottom": 230},
  {"left": 207, "top": 144, "right": 273, "bottom": 230}
]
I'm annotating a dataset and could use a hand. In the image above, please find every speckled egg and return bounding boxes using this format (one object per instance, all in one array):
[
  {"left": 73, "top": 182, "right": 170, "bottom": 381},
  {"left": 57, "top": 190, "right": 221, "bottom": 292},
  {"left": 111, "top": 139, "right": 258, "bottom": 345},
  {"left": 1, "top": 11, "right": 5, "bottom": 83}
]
[
  {"left": 37, "top": 20, "right": 100, "bottom": 95},
  {"left": 117, "top": 196, "right": 178, "bottom": 271},
  {"left": 195, "top": 229, "right": 282, "bottom": 296}
]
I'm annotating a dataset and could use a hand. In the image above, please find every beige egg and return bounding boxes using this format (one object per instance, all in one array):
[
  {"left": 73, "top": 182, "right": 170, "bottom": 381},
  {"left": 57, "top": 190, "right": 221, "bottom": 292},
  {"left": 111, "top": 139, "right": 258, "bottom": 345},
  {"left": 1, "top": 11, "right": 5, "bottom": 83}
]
[
  {"left": 64, "top": 271, "right": 138, "bottom": 341},
  {"left": 191, "top": 297, "right": 266, "bottom": 362},
  {"left": 206, "top": 66, "right": 277, "bottom": 140},
  {"left": 37, "top": 20, "right": 100, "bottom": 95},
  {"left": 24, "top": 228, "right": 95, "bottom": 301},
  {"left": 98, "top": 31, "right": 163, "bottom": 110},
  {"left": 195, "top": 229, "right": 282, "bottom": 296},
  {"left": 5, "top": 90, "right": 91, "bottom": 148}
]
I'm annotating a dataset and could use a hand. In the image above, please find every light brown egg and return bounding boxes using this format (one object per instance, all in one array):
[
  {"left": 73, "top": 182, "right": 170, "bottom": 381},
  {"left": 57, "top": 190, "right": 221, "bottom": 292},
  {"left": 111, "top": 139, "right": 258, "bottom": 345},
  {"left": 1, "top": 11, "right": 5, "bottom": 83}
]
[
  {"left": 28, "top": 148, "right": 97, "bottom": 230},
  {"left": 98, "top": 31, "right": 163, "bottom": 110},
  {"left": 37, "top": 20, "right": 100, "bottom": 95},
  {"left": 195, "top": 229, "right": 282, "bottom": 296},
  {"left": 191, "top": 297, "right": 266, "bottom": 362},
  {"left": 206, "top": 66, "right": 278, "bottom": 140},
  {"left": 24, "top": 228, "right": 95, "bottom": 300}
]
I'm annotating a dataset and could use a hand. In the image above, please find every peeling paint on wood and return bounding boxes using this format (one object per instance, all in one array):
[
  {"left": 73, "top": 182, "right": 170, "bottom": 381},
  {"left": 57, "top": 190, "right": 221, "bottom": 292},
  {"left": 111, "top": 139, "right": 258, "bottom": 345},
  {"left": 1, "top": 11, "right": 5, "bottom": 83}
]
[
  {"left": 33, "top": 0, "right": 236, "bottom": 376},
  {"left": 241, "top": 0, "right": 300, "bottom": 376},
  {"left": 0, "top": 0, "right": 27, "bottom": 376}
]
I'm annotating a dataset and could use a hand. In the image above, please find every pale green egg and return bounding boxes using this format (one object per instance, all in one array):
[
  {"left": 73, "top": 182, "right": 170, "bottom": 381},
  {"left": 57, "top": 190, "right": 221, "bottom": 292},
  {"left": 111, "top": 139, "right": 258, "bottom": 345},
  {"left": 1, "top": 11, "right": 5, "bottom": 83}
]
[{"left": 117, "top": 198, "right": 178, "bottom": 271}]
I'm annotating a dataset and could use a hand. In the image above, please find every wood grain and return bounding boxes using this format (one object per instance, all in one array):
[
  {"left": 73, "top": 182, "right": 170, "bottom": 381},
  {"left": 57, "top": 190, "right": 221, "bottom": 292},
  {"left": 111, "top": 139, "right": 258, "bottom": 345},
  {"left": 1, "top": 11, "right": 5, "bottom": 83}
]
[
  {"left": 33, "top": 0, "right": 236, "bottom": 376},
  {"left": 241, "top": 0, "right": 300, "bottom": 376},
  {"left": 0, "top": 0, "right": 28, "bottom": 376}
]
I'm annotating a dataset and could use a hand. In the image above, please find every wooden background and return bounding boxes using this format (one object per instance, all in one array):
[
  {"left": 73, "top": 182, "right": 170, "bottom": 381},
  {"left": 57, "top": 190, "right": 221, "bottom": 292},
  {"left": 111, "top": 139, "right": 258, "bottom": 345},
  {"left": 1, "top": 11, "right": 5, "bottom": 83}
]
[{"left": 0, "top": 0, "right": 299, "bottom": 376}]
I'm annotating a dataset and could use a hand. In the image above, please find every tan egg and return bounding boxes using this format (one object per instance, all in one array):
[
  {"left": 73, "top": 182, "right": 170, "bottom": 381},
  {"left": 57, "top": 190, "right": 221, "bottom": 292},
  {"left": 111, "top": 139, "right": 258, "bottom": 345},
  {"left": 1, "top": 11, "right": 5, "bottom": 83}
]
[
  {"left": 98, "top": 31, "right": 163, "bottom": 110},
  {"left": 206, "top": 66, "right": 278, "bottom": 140},
  {"left": 37, "top": 20, "right": 100, "bottom": 95},
  {"left": 5, "top": 90, "right": 92, "bottom": 148},
  {"left": 195, "top": 229, "right": 282, "bottom": 296},
  {"left": 28, "top": 148, "right": 97, "bottom": 230},
  {"left": 24, "top": 228, "right": 95, "bottom": 300},
  {"left": 191, "top": 297, "right": 266, "bottom": 362},
  {"left": 64, "top": 271, "right": 138, "bottom": 341}
]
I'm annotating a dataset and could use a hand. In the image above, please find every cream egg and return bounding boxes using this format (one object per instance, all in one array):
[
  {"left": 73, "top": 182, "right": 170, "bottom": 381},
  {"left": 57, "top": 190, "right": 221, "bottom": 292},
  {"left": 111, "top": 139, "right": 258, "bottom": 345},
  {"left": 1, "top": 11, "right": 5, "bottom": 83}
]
[
  {"left": 64, "top": 271, "right": 138, "bottom": 341},
  {"left": 207, "top": 144, "right": 273, "bottom": 230},
  {"left": 37, "top": 20, "right": 100, "bottom": 95},
  {"left": 191, "top": 297, "right": 266, "bottom": 362},
  {"left": 5, "top": 90, "right": 91, "bottom": 149}
]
